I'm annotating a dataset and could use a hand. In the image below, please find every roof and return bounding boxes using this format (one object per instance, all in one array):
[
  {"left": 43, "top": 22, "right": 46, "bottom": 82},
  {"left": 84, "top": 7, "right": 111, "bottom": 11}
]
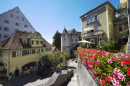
[
  {"left": 0, "top": 30, "right": 51, "bottom": 50},
  {"left": 77, "top": 32, "right": 81, "bottom": 36},
  {"left": 62, "top": 28, "right": 69, "bottom": 34},
  {"left": 80, "top": 1, "right": 116, "bottom": 18}
]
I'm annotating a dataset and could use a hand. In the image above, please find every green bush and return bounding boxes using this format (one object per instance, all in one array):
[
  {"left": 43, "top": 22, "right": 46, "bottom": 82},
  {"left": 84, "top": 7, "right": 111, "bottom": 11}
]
[
  {"left": 88, "top": 42, "right": 96, "bottom": 49},
  {"left": 102, "top": 39, "right": 116, "bottom": 51},
  {"left": 120, "top": 42, "right": 128, "bottom": 53}
]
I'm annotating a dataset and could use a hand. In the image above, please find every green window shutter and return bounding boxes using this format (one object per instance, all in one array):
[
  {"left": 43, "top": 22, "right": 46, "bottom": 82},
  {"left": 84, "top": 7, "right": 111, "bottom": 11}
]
[
  {"left": 12, "top": 51, "right": 16, "bottom": 57},
  {"left": 22, "top": 50, "right": 27, "bottom": 56},
  {"left": 32, "top": 41, "right": 34, "bottom": 44},
  {"left": 32, "top": 50, "right": 35, "bottom": 54},
  {"left": 39, "top": 49, "right": 40, "bottom": 53}
]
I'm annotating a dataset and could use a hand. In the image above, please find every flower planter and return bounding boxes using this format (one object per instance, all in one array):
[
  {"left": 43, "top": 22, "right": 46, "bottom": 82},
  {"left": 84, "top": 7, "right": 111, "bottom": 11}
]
[{"left": 77, "top": 57, "right": 99, "bottom": 86}]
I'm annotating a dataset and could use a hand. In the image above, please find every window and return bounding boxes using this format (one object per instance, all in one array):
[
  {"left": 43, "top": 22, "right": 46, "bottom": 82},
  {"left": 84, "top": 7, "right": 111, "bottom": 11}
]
[
  {"left": 10, "top": 14, "right": 13, "bottom": 17},
  {"left": 0, "top": 26, "right": 1, "bottom": 30},
  {"left": 41, "top": 41, "right": 43, "bottom": 44},
  {"left": 95, "top": 26, "right": 98, "bottom": 31},
  {"left": 76, "top": 35, "right": 77, "bottom": 38},
  {"left": 75, "top": 39, "right": 77, "bottom": 41},
  {"left": 68, "top": 35, "right": 69, "bottom": 37},
  {"left": 5, "top": 20, "right": 9, "bottom": 24},
  {"left": 22, "top": 18, "right": 24, "bottom": 21},
  {"left": 29, "top": 31, "right": 32, "bottom": 33},
  {"left": 0, "top": 34, "right": 1, "bottom": 38},
  {"left": 4, "top": 27, "right": 9, "bottom": 31},
  {"left": 24, "top": 25, "right": 27, "bottom": 28},
  {"left": 16, "top": 51, "right": 22, "bottom": 57},
  {"left": 90, "top": 16, "right": 94, "bottom": 22},
  {"left": 72, "top": 39, "right": 73, "bottom": 42},
  {"left": 35, "top": 49, "right": 39, "bottom": 53},
  {"left": 32, "top": 40, "right": 34, "bottom": 44},
  {"left": 119, "top": 26, "right": 122, "bottom": 31},
  {"left": 63, "top": 35, "right": 65, "bottom": 37},
  {"left": 16, "top": 23, "right": 19, "bottom": 26},
  {"left": 37, "top": 41, "right": 39, "bottom": 44},
  {"left": 95, "top": 14, "right": 98, "bottom": 20},
  {"left": 87, "top": 18, "right": 90, "bottom": 24},
  {"left": 44, "top": 48, "right": 46, "bottom": 52},
  {"left": 4, "top": 34, "right": 8, "bottom": 38},
  {"left": 118, "top": 39, "right": 121, "bottom": 44},
  {"left": 27, "top": 50, "right": 32, "bottom": 55},
  {"left": 16, "top": 16, "right": 19, "bottom": 19},
  {"left": 17, "top": 11, "right": 19, "bottom": 13}
]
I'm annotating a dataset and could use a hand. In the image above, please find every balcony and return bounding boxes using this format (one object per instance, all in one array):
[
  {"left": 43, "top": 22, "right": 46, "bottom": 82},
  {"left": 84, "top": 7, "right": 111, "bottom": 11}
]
[
  {"left": 82, "top": 30, "right": 103, "bottom": 38},
  {"left": 114, "top": 8, "right": 128, "bottom": 24},
  {"left": 120, "top": 0, "right": 127, "bottom": 8}
]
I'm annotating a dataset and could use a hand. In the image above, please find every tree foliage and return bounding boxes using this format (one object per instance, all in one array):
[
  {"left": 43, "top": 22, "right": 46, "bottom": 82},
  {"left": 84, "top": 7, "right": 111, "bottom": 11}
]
[
  {"left": 47, "top": 51, "right": 61, "bottom": 68},
  {"left": 102, "top": 39, "right": 116, "bottom": 51},
  {"left": 52, "top": 31, "right": 61, "bottom": 49}
]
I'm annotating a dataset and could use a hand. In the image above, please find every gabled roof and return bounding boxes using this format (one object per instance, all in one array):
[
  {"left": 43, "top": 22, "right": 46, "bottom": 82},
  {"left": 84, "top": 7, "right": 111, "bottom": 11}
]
[
  {"left": 0, "top": 30, "right": 51, "bottom": 50},
  {"left": 80, "top": 1, "right": 116, "bottom": 18},
  {"left": 68, "top": 29, "right": 75, "bottom": 34},
  {"left": 62, "top": 28, "right": 69, "bottom": 34}
]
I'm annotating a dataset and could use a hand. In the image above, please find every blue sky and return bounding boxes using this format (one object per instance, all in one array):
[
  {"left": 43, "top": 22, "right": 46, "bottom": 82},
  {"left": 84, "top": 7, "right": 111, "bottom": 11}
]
[{"left": 0, "top": 0, "right": 120, "bottom": 44}]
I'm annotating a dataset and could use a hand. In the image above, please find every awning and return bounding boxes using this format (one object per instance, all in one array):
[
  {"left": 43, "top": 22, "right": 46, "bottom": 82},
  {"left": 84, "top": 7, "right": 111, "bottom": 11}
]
[
  {"left": 83, "top": 28, "right": 94, "bottom": 31},
  {"left": 78, "top": 40, "right": 91, "bottom": 43}
]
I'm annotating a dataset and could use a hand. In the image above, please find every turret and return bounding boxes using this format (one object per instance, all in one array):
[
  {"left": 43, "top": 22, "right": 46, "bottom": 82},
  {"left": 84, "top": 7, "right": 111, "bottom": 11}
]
[{"left": 61, "top": 28, "right": 71, "bottom": 54}]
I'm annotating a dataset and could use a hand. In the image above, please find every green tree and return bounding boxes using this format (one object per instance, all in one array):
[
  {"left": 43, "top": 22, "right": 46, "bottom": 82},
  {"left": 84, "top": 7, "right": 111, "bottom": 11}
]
[
  {"left": 47, "top": 51, "right": 61, "bottom": 68},
  {"left": 52, "top": 31, "right": 61, "bottom": 49},
  {"left": 61, "top": 52, "right": 70, "bottom": 64}
]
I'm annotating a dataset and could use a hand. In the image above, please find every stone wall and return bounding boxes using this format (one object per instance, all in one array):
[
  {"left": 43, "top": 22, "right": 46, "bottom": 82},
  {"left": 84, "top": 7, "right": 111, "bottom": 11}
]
[{"left": 77, "top": 57, "right": 98, "bottom": 86}]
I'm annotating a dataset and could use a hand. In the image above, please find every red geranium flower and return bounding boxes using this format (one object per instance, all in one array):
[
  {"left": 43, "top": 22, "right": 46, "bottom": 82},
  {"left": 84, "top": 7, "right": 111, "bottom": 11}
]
[{"left": 105, "top": 75, "right": 111, "bottom": 82}]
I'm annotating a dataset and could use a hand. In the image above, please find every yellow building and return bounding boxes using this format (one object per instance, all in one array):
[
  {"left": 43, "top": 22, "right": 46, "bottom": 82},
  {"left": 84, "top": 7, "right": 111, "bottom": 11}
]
[{"left": 0, "top": 30, "right": 52, "bottom": 78}]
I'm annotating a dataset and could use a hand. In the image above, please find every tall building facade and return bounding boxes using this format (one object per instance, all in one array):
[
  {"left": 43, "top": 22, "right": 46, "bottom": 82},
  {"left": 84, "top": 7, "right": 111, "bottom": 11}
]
[
  {"left": 61, "top": 28, "right": 80, "bottom": 55},
  {"left": 0, "top": 7, "right": 35, "bottom": 43},
  {"left": 80, "top": 1, "right": 128, "bottom": 48}
]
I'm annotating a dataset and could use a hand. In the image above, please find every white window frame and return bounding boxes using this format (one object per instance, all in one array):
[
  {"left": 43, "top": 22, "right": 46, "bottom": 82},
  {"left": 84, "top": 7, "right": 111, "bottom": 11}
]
[
  {"left": 90, "top": 15, "right": 94, "bottom": 22},
  {"left": 16, "top": 51, "right": 22, "bottom": 57},
  {"left": 35, "top": 49, "right": 40, "bottom": 53},
  {"left": 27, "top": 50, "right": 32, "bottom": 55},
  {"left": 87, "top": 17, "right": 90, "bottom": 24},
  {"left": 44, "top": 48, "right": 46, "bottom": 52}
]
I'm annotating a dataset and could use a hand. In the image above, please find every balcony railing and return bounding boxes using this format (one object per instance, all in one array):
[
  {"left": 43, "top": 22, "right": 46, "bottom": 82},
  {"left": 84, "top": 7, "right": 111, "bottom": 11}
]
[{"left": 82, "top": 30, "right": 103, "bottom": 37}]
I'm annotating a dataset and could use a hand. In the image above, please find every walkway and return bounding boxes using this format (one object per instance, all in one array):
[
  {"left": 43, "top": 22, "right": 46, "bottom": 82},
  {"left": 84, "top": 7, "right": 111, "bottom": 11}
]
[{"left": 63, "top": 59, "right": 79, "bottom": 86}]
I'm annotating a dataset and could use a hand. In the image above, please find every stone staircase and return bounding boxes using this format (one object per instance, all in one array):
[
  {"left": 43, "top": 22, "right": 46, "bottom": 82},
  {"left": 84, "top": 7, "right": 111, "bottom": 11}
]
[{"left": 67, "top": 72, "right": 78, "bottom": 86}]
